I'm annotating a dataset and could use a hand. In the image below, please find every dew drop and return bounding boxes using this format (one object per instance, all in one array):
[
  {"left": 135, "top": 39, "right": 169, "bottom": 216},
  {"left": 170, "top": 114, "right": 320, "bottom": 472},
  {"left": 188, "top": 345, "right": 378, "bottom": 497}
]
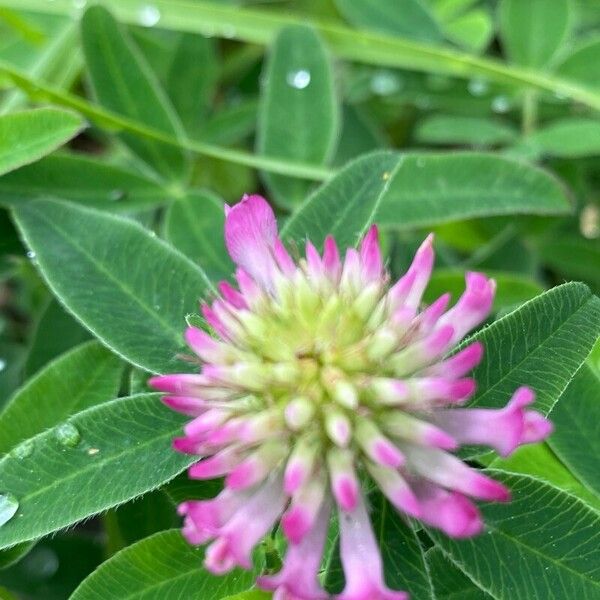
[
  {"left": 370, "top": 70, "right": 402, "bottom": 96},
  {"left": 11, "top": 439, "right": 34, "bottom": 459},
  {"left": 138, "top": 5, "right": 161, "bottom": 27},
  {"left": 286, "top": 69, "right": 311, "bottom": 90},
  {"left": 109, "top": 189, "right": 126, "bottom": 202},
  {"left": 468, "top": 78, "right": 489, "bottom": 96},
  {"left": 0, "top": 493, "right": 19, "bottom": 527},
  {"left": 26, "top": 251, "right": 36, "bottom": 259},
  {"left": 0, "top": 358, "right": 6, "bottom": 373},
  {"left": 491, "top": 95, "right": 511, "bottom": 113},
  {"left": 54, "top": 423, "right": 81, "bottom": 448}
]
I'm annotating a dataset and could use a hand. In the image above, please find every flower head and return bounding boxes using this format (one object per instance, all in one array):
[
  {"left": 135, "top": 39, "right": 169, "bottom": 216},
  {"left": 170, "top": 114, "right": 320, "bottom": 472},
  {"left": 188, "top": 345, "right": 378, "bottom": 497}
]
[{"left": 151, "top": 194, "right": 552, "bottom": 599}]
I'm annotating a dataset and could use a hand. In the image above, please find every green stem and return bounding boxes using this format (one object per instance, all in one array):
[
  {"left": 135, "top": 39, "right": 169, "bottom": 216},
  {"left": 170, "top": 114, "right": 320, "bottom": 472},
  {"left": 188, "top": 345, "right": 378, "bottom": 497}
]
[
  {"left": 1, "top": 0, "right": 599, "bottom": 110},
  {"left": 522, "top": 91, "right": 538, "bottom": 136},
  {"left": 0, "top": 62, "right": 334, "bottom": 181}
]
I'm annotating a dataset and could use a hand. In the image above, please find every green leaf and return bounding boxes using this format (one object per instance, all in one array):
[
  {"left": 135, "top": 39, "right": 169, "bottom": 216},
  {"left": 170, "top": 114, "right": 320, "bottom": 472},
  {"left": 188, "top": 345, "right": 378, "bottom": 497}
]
[
  {"left": 556, "top": 36, "right": 600, "bottom": 90},
  {"left": 488, "top": 443, "right": 600, "bottom": 512},
  {"left": 24, "top": 298, "right": 91, "bottom": 377},
  {"left": 0, "top": 153, "right": 172, "bottom": 212},
  {"left": 257, "top": 25, "right": 339, "bottom": 206},
  {"left": 520, "top": 118, "right": 600, "bottom": 158},
  {"left": 69, "top": 530, "right": 255, "bottom": 600},
  {"left": 499, "top": 0, "right": 571, "bottom": 68},
  {"left": 165, "top": 32, "right": 218, "bottom": 137},
  {"left": 163, "top": 191, "right": 233, "bottom": 282},
  {"left": 80, "top": 5, "right": 189, "bottom": 182},
  {"left": 547, "top": 364, "right": 600, "bottom": 498},
  {"left": 0, "top": 108, "right": 83, "bottom": 177},
  {"left": 443, "top": 9, "right": 492, "bottom": 53},
  {"left": 0, "top": 393, "right": 193, "bottom": 549},
  {"left": 424, "top": 269, "right": 543, "bottom": 312},
  {"left": 468, "top": 282, "right": 600, "bottom": 414},
  {"left": 425, "top": 547, "right": 492, "bottom": 599},
  {"left": 428, "top": 471, "right": 600, "bottom": 600},
  {"left": 539, "top": 234, "right": 600, "bottom": 292},
  {"left": 12, "top": 198, "right": 212, "bottom": 374},
  {"left": 334, "top": 0, "right": 444, "bottom": 44},
  {"left": 0, "top": 341, "right": 123, "bottom": 454},
  {"left": 415, "top": 115, "right": 517, "bottom": 147},
  {"left": 283, "top": 151, "right": 570, "bottom": 250}
]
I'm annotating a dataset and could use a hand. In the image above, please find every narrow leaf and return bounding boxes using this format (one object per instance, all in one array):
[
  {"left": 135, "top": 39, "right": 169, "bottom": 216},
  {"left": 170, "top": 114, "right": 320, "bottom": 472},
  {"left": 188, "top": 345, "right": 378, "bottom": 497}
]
[
  {"left": 499, "top": 0, "right": 571, "bottom": 68},
  {"left": 12, "top": 199, "right": 212, "bottom": 374},
  {"left": 258, "top": 24, "right": 339, "bottom": 206},
  {"left": 80, "top": 5, "right": 189, "bottom": 181},
  {"left": 335, "top": 0, "right": 443, "bottom": 44}
]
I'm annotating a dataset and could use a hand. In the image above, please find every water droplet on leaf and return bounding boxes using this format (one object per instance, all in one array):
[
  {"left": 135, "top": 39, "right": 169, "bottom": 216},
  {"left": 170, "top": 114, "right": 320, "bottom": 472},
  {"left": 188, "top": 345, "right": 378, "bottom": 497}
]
[
  {"left": 468, "top": 78, "right": 489, "bottom": 96},
  {"left": 26, "top": 251, "right": 36, "bottom": 260},
  {"left": 138, "top": 5, "right": 161, "bottom": 27},
  {"left": 54, "top": 423, "right": 81, "bottom": 448},
  {"left": 109, "top": 189, "right": 126, "bottom": 202},
  {"left": 23, "top": 547, "right": 59, "bottom": 579},
  {"left": 286, "top": 69, "right": 311, "bottom": 90},
  {"left": 0, "top": 493, "right": 19, "bottom": 527},
  {"left": 11, "top": 439, "right": 34, "bottom": 459},
  {"left": 370, "top": 70, "right": 402, "bottom": 96},
  {"left": 0, "top": 359, "right": 6, "bottom": 373},
  {"left": 491, "top": 95, "right": 510, "bottom": 113}
]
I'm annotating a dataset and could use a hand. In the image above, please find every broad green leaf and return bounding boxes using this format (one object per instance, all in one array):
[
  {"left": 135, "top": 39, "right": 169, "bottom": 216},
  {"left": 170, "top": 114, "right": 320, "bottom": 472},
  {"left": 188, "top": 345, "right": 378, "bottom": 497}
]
[
  {"left": 468, "top": 283, "right": 600, "bottom": 414},
  {"left": 283, "top": 151, "right": 570, "bottom": 250},
  {"left": 80, "top": 6, "right": 189, "bottom": 182},
  {"left": 443, "top": 9, "right": 492, "bottom": 53},
  {"left": 499, "top": 0, "right": 571, "bottom": 68},
  {"left": 12, "top": 199, "right": 212, "bottom": 374},
  {"left": 428, "top": 472, "right": 600, "bottom": 600},
  {"left": 258, "top": 25, "right": 339, "bottom": 206},
  {"left": 202, "top": 99, "right": 258, "bottom": 146},
  {"left": 539, "top": 234, "right": 600, "bottom": 292},
  {"left": 0, "top": 394, "right": 193, "bottom": 549},
  {"left": 547, "top": 364, "right": 600, "bottom": 498},
  {"left": 424, "top": 269, "right": 543, "bottom": 312},
  {"left": 24, "top": 298, "right": 91, "bottom": 377},
  {"left": 556, "top": 35, "right": 600, "bottom": 90},
  {"left": 335, "top": 0, "right": 443, "bottom": 44},
  {"left": 69, "top": 530, "right": 255, "bottom": 600},
  {"left": 425, "top": 547, "right": 492, "bottom": 599},
  {"left": 0, "top": 108, "right": 83, "bottom": 177},
  {"left": 521, "top": 118, "right": 600, "bottom": 158},
  {"left": 165, "top": 32, "right": 218, "bottom": 137},
  {"left": 222, "top": 592, "right": 270, "bottom": 600},
  {"left": 0, "top": 153, "right": 172, "bottom": 212},
  {"left": 0, "top": 341, "right": 123, "bottom": 454},
  {"left": 489, "top": 441, "right": 600, "bottom": 512},
  {"left": 334, "top": 104, "right": 386, "bottom": 167},
  {"left": 415, "top": 115, "right": 517, "bottom": 147},
  {"left": 163, "top": 191, "right": 233, "bottom": 282}
]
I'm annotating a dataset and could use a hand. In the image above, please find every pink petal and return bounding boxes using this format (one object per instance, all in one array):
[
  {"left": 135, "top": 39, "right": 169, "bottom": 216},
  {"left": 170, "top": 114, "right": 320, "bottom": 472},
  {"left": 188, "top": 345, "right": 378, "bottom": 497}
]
[
  {"left": 224, "top": 194, "right": 279, "bottom": 290},
  {"left": 336, "top": 494, "right": 408, "bottom": 600},
  {"left": 359, "top": 225, "right": 383, "bottom": 282}
]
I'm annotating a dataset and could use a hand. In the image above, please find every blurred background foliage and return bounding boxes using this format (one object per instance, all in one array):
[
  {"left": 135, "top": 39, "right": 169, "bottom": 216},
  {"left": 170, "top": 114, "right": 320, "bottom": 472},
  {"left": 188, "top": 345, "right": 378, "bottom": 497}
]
[{"left": 0, "top": 1, "right": 598, "bottom": 598}]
